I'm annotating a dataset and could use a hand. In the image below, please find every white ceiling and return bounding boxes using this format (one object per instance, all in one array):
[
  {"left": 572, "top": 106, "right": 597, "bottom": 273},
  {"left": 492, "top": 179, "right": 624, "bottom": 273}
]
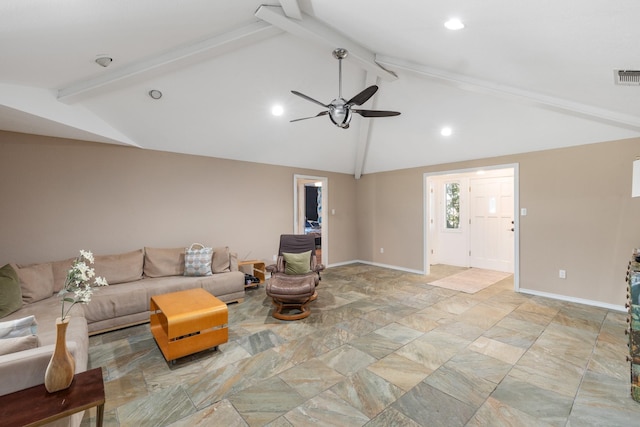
[{"left": 1, "top": 0, "right": 639, "bottom": 176}]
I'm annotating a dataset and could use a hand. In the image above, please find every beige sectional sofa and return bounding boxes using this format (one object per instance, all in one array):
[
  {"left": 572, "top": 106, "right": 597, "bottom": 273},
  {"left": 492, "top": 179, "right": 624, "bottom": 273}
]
[{"left": 0, "top": 246, "right": 244, "bottom": 426}]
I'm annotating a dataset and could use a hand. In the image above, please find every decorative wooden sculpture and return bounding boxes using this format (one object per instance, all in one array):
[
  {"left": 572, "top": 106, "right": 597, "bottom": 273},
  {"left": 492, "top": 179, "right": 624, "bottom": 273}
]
[{"left": 626, "top": 253, "right": 640, "bottom": 402}]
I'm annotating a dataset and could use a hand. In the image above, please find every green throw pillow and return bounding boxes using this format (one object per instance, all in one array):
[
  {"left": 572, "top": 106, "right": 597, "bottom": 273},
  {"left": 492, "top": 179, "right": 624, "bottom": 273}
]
[
  {"left": 283, "top": 251, "right": 312, "bottom": 275},
  {"left": 0, "top": 264, "right": 23, "bottom": 318}
]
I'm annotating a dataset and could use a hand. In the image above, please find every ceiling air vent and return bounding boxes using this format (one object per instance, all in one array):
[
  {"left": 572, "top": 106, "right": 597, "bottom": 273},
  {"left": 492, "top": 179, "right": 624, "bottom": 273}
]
[{"left": 614, "top": 70, "right": 640, "bottom": 86}]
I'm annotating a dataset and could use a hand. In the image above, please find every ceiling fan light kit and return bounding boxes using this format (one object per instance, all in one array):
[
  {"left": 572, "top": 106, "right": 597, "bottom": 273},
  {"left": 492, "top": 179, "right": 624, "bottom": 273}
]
[{"left": 290, "top": 48, "right": 400, "bottom": 129}]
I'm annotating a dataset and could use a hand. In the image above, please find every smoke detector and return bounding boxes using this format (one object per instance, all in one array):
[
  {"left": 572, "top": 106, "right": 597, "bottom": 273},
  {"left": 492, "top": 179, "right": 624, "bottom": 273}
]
[
  {"left": 95, "top": 56, "right": 113, "bottom": 67},
  {"left": 614, "top": 70, "right": 640, "bottom": 86}
]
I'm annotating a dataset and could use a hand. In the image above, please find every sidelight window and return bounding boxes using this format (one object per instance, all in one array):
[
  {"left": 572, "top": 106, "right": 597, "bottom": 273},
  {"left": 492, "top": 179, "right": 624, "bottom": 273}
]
[{"left": 445, "top": 182, "right": 460, "bottom": 229}]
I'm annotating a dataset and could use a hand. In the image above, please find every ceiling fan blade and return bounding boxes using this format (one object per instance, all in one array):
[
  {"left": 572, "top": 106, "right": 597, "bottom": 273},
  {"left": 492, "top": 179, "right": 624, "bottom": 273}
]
[
  {"left": 291, "top": 91, "right": 329, "bottom": 108},
  {"left": 347, "top": 85, "right": 378, "bottom": 106},
  {"left": 353, "top": 109, "right": 401, "bottom": 117},
  {"left": 290, "top": 111, "right": 329, "bottom": 122}
]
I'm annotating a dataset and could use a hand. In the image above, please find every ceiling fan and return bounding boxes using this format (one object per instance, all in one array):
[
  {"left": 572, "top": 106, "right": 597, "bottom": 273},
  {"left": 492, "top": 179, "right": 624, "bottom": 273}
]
[{"left": 290, "top": 48, "right": 401, "bottom": 129}]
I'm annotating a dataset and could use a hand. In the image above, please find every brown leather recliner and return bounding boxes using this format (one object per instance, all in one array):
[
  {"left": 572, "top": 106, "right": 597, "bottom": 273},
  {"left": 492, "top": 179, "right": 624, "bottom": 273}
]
[{"left": 265, "top": 234, "right": 325, "bottom": 320}]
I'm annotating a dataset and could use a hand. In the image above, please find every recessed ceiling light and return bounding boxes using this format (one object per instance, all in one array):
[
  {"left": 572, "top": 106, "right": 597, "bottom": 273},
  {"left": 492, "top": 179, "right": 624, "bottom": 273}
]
[
  {"left": 271, "top": 105, "right": 284, "bottom": 116},
  {"left": 444, "top": 18, "right": 464, "bottom": 30},
  {"left": 441, "top": 127, "right": 453, "bottom": 136}
]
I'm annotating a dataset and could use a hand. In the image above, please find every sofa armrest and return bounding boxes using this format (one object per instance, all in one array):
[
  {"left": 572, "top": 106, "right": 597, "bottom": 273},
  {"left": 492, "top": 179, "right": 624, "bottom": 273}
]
[{"left": 0, "top": 342, "right": 79, "bottom": 396}]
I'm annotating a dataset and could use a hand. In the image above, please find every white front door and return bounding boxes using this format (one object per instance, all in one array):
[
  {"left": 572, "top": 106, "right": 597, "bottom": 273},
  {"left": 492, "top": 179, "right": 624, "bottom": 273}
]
[
  {"left": 469, "top": 176, "right": 514, "bottom": 272},
  {"left": 432, "top": 177, "right": 469, "bottom": 267}
]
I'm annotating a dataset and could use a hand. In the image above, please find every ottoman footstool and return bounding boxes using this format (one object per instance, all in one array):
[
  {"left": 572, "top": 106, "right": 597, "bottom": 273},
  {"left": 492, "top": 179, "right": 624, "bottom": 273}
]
[
  {"left": 150, "top": 288, "right": 228, "bottom": 362},
  {"left": 266, "top": 274, "right": 316, "bottom": 321}
]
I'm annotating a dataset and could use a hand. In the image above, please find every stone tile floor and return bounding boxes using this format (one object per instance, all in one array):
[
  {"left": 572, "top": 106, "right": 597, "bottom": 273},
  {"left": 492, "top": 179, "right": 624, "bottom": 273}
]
[{"left": 80, "top": 264, "right": 640, "bottom": 426}]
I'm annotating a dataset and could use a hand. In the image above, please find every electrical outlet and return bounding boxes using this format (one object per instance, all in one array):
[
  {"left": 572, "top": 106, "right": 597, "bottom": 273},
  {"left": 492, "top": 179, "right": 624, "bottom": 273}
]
[
  {"left": 559, "top": 269, "right": 566, "bottom": 279},
  {"left": 380, "top": 248, "right": 384, "bottom": 254},
  {"left": 272, "top": 254, "right": 277, "bottom": 261}
]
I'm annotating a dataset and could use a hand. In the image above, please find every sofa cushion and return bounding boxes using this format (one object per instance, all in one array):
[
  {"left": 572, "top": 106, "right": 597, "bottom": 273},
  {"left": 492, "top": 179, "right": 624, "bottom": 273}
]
[
  {"left": 212, "top": 247, "right": 231, "bottom": 273},
  {"left": 0, "top": 264, "right": 22, "bottom": 318},
  {"left": 12, "top": 262, "right": 54, "bottom": 304},
  {"left": 144, "top": 247, "right": 185, "bottom": 278},
  {"left": 0, "top": 315, "right": 38, "bottom": 338},
  {"left": 198, "top": 271, "right": 245, "bottom": 298},
  {"left": 283, "top": 251, "right": 312, "bottom": 275},
  {"left": 82, "top": 283, "right": 148, "bottom": 323},
  {"left": 52, "top": 257, "right": 74, "bottom": 293},
  {"left": 140, "top": 276, "right": 207, "bottom": 301},
  {"left": 93, "top": 249, "right": 144, "bottom": 285},
  {"left": 230, "top": 251, "right": 238, "bottom": 272},
  {"left": 0, "top": 335, "right": 39, "bottom": 356}
]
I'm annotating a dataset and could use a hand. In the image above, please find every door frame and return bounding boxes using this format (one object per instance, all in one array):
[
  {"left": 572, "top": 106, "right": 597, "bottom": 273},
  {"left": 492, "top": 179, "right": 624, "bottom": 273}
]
[
  {"left": 293, "top": 174, "right": 328, "bottom": 266},
  {"left": 424, "top": 163, "right": 520, "bottom": 291}
]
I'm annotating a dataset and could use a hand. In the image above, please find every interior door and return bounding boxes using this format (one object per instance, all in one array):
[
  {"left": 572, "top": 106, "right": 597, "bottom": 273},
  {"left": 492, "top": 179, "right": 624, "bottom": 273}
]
[
  {"left": 294, "top": 175, "right": 328, "bottom": 266},
  {"left": 469, "top": 176, "right": 514, "bottom": 272}
]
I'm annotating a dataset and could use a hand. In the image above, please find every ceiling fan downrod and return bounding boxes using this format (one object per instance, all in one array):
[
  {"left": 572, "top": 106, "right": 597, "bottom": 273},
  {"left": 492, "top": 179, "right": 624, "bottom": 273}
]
[{"left": 333, "top": 48, "right": 348, "bottom": 100}]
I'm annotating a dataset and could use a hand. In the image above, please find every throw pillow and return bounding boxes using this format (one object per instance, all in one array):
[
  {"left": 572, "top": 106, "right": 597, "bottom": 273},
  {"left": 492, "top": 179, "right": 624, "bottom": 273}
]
[
  {"left": 0, "top": 335, "right": 39, "bottom": 356},
  {"left": 12, "top": 262, "right": 54, "bottom": 304},
  {"left": 144, "top": 247, "right": 185, "bottom": 278},
  {"left": 93, "top": 249, "right": 144, "bottom": 284},
  {"left": 0, "top": 315, "right": 38, "bottom": 339},
  {"left": 283, "top": 251, "right": 312, "bottom": 275},
  {"left": 184, "top": 244, "right": 213, "bottom": 277},
  {"left": 212, "top": 247, "right": 231, "bottom": 273},
  {"left": 0, "top": 264, "right": 22, "bottom": 318}
]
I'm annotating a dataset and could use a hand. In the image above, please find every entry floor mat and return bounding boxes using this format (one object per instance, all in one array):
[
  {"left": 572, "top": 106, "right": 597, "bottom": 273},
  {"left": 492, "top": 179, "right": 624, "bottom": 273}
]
[{"left": 429, "top": 268, "right": 512, "bottom": 294}]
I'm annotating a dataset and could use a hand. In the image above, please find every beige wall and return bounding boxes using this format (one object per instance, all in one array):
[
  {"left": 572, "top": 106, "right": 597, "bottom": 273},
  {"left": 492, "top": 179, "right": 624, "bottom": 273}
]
[
  {"left": 0, "top": 131, "right": 358, "bottom": 266},
  {"left": 356, "top": 137, "right": 640, "bottom": 307},
  {"left": 356, "top": 171, "right": 424, "bottom": 270},
  {"left": 3, "top": 130, "right": 639, "bottom": 308}
]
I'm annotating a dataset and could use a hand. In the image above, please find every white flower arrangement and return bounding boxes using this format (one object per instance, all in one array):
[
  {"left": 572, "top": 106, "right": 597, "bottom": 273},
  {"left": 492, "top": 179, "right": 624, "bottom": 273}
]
[{"left": 59, "top": 250, "right": 108, "bottom": 320}]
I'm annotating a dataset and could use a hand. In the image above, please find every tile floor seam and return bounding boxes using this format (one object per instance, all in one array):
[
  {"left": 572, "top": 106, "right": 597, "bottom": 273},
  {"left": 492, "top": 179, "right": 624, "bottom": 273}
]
[{"left": 83, "top": 264, "right": 640, "bottom": 427}]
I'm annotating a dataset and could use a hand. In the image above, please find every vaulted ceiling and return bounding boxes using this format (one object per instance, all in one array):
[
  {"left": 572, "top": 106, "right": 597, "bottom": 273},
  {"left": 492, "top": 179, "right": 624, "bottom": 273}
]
[{"left": 1, "top": 1, "right": 639, "bottom": 176}]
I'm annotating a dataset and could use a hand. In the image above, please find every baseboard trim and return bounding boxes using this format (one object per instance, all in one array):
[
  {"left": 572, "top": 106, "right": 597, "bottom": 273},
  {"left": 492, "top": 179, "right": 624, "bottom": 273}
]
[
  {"left": 519, "top": 288, "right": 626, "bottom": 312},
  {"left": 327, "top": 261, "right": 624, "bottom": 312},
  {"left": 327, "top": 260, "right": 424, "bottom": 275}
]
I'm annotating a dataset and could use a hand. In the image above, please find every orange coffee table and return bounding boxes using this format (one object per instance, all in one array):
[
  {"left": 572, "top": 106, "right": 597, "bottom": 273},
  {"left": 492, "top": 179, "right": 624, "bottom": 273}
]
[{"left": 150, "top": 288, "right": 228, "bottom": 362}]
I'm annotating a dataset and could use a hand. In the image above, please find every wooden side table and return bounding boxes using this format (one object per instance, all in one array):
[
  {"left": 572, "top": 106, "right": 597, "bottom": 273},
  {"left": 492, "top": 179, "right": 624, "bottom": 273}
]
[
  {"left": 150, "top": 288, "right": 228, "bottom": 362},
  {"left": 0, "top": 367, "right": 105, "bottom": 427},
  {"left": 238, "top": 259, "right": 266, "bottom": 287}
]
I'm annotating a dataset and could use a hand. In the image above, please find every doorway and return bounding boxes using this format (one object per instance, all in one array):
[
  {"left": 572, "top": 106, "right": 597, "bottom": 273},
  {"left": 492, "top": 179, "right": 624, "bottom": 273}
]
[
  {"left": 425, "top": 165, "right": 518, "bottom": 288},
  {"left": 294, "top": 174, "right": 328, "bottom": 265}
]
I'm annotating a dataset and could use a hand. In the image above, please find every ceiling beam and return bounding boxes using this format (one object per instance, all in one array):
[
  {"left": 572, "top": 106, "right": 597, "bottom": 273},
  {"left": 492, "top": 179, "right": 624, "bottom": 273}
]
[
  {"left": 58, "top": 21, "right": 283, "bottom": 103},
  {"left": 377, "top": 55, "right": 640, "bottom": 133},
  {"left": 255, "top": 5, "right": 397, "bottom": 82},
  {"left": 278, "top": 0, "right": 302, "bottom": 20},
  {"left": 354, "top": 73, "right": 379, "bottom": 179}
]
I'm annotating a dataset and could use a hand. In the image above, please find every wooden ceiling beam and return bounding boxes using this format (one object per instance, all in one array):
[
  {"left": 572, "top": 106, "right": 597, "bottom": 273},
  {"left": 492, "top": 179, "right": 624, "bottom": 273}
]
[
  {"left": 354, "top": 73, "right": 380, "bottom": 179},
  {"left": 58, "top": 21, "right": 282, "bottom": 104},
  {"left": 377, "top": 55, "right": 640, "bottom": 133},
  {"left": 255, "top": 5, "right": 397, "bottom": 82},
  {"left": 278, "top": 0, "right": 302, "bottom": 20}
]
